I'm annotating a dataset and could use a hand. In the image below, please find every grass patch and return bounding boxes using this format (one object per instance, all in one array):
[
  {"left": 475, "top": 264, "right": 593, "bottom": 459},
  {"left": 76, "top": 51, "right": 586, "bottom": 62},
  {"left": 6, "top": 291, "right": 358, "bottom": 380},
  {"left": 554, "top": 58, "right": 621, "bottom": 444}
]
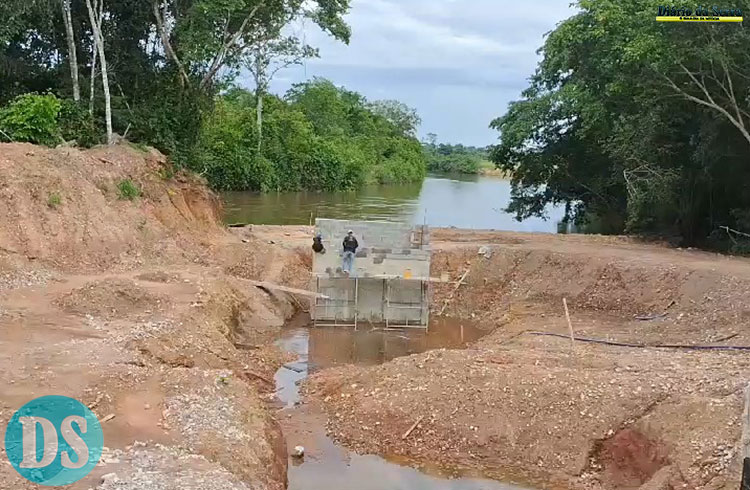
[
  {"left": 128, "top": 141, "right": 150, "bottom": 153},
  {"left": 157, "top": 164, "right": 176, "bottom": 181},
  {"left": 117, "top": 179, "right": 141, "bottom": 200},
  {"left": 47, "top": 192, "right": 62, "bottom": 208}
]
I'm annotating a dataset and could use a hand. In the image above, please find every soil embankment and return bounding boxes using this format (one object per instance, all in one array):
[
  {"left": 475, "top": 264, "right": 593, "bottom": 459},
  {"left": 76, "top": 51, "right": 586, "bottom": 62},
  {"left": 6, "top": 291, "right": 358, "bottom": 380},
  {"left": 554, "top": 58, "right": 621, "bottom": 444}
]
[{"left": 0, "top": 143, "right": 308, "bottom": 489}]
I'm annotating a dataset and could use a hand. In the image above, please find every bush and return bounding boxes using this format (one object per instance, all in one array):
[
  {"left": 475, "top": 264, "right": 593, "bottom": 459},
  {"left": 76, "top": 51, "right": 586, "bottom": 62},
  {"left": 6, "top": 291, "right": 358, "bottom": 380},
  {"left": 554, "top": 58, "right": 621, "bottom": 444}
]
[
  {"left": 58, "top": 99, "right": 99, "bottom": 147},
  {"left": 117, "top": 179, "right": 141, "bottom": 200},
  {"left": 0, "top": 93, "right": 62, "bottom": 146}
]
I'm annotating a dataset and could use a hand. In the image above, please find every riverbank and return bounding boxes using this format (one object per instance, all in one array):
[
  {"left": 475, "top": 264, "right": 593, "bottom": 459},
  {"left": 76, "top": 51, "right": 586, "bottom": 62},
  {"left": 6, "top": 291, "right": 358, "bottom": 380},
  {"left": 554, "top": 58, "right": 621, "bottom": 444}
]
[{"left": 2, "top": 143, "right": 749, "bottom": 489}]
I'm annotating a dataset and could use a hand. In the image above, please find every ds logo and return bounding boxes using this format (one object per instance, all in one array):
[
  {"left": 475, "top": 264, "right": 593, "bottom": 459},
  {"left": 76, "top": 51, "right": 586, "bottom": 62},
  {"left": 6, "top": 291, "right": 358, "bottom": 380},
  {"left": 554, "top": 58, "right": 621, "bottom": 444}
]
[{"left": 4, "top": 396, "right": 103, "bottom": 486}]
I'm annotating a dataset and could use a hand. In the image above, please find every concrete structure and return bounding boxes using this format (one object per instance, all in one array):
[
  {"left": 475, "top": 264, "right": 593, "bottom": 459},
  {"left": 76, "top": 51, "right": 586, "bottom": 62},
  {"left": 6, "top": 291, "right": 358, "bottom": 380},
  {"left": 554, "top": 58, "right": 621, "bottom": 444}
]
[{"left": 311, "top": 219, "right": 431, "bottom": 329}]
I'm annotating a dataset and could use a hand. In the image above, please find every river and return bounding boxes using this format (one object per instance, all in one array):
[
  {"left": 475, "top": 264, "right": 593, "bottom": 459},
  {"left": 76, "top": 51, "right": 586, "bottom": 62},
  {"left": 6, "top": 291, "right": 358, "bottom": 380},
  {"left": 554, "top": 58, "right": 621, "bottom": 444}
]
[{"left": 223, "top": 174, "right": 565, "bottom": 233}]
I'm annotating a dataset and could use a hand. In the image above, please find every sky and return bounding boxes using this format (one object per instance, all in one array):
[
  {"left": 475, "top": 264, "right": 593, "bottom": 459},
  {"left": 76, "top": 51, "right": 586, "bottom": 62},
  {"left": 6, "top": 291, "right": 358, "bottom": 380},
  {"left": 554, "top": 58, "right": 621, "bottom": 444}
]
[{"left": 240, "top": 0, "right": 577, "bottom": 147}]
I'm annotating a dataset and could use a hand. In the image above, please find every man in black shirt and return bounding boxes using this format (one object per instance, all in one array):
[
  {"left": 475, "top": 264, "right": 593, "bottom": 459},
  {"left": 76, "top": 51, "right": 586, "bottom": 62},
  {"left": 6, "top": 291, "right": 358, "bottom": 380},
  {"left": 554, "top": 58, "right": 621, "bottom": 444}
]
[{"left": 342, "top": 230, "right": 358, "bottom": 275}]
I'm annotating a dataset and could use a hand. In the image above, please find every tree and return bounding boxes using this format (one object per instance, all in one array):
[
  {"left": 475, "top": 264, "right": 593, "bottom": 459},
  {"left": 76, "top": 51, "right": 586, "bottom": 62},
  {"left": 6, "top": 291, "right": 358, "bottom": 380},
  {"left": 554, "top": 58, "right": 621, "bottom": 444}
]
[
  {"left": 248, "top": 35, "right": 318, "bottom": 151},
  {"left": 191, "top": 80, "right": 427, "bottom": 191},
  {"left": 60, "top": 0, "right": 80, "bottom": 102},
  {"left": 152, "top": 0, "right": 350, "bottom": 92},
  {"left": 491, "top": 0, "right": 750, "bottom": 246},
  {"left": 85, "top": 0, "right": 111, "bottom": 144},
  {"left": 368, "top": 99, "right": 421, "bottom": 137}
]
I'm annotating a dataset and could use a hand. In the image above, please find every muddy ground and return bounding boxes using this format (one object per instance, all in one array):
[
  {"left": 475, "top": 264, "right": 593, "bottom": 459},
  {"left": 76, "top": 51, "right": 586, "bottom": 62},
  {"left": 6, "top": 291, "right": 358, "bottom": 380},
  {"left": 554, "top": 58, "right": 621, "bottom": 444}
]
[{"left": 1, "top": 143, "right": 750, "bottom": 489}]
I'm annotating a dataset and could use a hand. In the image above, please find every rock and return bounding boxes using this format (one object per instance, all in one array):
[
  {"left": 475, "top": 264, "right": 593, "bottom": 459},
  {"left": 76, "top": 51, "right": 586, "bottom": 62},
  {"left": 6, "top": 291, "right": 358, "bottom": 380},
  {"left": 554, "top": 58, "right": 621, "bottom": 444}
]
[{"left": 101, "top": 473, "right": 119, "bottom": 483}]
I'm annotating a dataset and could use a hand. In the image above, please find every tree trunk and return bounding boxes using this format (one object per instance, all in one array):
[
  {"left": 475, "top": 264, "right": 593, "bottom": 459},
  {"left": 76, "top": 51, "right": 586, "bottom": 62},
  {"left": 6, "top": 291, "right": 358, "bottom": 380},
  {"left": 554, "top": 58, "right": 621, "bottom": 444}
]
[
  {"left": 61, "top": 0, "right": 80, "bottom": 102},
  {"left": 89, "top": 41, "right": 97, "bottom": 115},
  {"left": 256, "top": 88, "right": 263, "bottom": 153},
  {"left": 85, "top": 0, "right": 112, "bottom": 145}
]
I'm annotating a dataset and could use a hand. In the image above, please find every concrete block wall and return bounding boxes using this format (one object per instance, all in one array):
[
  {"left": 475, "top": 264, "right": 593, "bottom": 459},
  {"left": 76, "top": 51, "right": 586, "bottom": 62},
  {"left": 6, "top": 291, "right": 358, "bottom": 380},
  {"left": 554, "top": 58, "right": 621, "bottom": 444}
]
[
  {"left": 315, "top": 219, "right": 429, "bottom": 251},
  {"left": 311, "top": 219, "right": 431, "bottom": 327},
  {"left": 313, "top": 219, "right": 431, "bottom": 279},
  {"left": 312, "top": 277, "right": 427, "bottom": 326}
]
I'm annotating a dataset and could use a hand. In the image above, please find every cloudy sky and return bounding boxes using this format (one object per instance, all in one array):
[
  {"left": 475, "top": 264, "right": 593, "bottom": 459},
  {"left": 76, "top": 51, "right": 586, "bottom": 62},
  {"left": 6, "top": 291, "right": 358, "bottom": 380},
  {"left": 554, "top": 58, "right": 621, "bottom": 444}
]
[{"left": 245, "top": 0, "right": 576, "bottom": 147}]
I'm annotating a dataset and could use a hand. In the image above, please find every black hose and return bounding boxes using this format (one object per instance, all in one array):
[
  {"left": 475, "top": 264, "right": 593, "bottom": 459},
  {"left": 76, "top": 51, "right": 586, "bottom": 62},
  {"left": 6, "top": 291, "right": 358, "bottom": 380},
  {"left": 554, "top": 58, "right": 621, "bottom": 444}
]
[{"left": 528, "top": 331, "right": 750, "bottom": 351}]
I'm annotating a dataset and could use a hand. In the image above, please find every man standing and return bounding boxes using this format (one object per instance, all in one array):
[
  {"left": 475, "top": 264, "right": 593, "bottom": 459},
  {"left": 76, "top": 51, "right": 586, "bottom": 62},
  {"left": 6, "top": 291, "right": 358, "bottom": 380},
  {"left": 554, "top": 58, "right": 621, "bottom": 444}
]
[{"left": 342, "top": 229, "right": 358, "bottom": 275}]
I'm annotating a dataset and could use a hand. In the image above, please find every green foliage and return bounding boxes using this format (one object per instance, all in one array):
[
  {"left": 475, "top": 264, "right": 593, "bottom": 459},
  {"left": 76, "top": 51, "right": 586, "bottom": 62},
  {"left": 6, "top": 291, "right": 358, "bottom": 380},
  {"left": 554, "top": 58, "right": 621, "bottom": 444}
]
[
  {"left": 47, "top": 192, "right": 62, "bottom": 208},
  {"left": 0, "top": 93, "right": 61, "bottom": 145},
  {"left": 0, "top": 0, "right": 351, "bottom": 165},
  {"left": 189, "top": 80, "right": 426, "bottom": 192},
  {"left": 423, "top": 140, "right": 489, "bottom": 174},
  {"left": 58, "top": 99, "right": 99, "bottom": 147},
  {"left": 117, "top": 179, "right": 141, "bottom": 200},
  {"left": 492, "top": 0, "right": 750, "bottom": 249}
]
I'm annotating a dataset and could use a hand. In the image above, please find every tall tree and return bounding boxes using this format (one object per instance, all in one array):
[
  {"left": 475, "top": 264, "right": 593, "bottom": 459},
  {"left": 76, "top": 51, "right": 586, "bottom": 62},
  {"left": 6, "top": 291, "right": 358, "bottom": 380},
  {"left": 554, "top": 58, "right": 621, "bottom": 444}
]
[
  {"left": 60, "top": 0, "right": 80, "bottom": 101},
  {"left": 85, "top": 0, "right": 111, "bottom": 144},
  {"left": 152, "top": 0, "right": 350, "bottom": 93},
  {"left": 248, "top": 35, "right": 318, "bottom": 151}
]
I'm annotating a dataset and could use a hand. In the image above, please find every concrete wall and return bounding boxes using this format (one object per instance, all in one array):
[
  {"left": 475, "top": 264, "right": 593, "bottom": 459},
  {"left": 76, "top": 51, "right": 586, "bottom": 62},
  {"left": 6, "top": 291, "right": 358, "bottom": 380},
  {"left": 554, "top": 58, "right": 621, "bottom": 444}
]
[
  {"left": 311, "top": 277, "right": 428, "bottom": 326},
  {"left": 313, "top": 219, "right": 431, "bottom": 279},
  {"left": 311, "top": 219, "right": 431, "bottom": 327}
]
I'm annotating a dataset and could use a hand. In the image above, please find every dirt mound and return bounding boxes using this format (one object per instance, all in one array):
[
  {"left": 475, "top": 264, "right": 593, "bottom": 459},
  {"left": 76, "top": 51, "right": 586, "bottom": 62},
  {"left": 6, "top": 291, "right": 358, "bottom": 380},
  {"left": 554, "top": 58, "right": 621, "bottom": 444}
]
[
  {"left": 56, "top": 277, "right": 168, "bottom": 319},
  {"left": 0, "top": 142, "right": 225, "bottom": 275},
  {"left": 594, "top": 429, "right": 670, "bottom": 488},
  {"left": 431, "top": 246, "right": 750, "bottom": 344}
]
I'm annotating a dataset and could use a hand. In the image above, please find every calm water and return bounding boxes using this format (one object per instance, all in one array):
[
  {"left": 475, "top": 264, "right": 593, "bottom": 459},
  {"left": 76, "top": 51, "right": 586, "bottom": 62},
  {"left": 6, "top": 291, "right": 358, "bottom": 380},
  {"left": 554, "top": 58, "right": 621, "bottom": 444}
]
[
  {"left": 223, "top": 174, "right": 565, "bottom": 233},
  {"left": 274, "top": 317, "right": 529, "bottom": 490}
]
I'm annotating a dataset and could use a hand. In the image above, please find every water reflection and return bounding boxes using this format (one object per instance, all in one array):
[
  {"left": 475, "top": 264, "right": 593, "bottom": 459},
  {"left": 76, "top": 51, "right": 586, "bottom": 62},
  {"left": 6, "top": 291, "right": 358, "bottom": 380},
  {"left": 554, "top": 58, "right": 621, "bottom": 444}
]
[
  {"left": 307, "top": 318, "right": 487, "bottom": 372},
  {"left": 223, "top": 174, "right": 565, "bottom": 233}
]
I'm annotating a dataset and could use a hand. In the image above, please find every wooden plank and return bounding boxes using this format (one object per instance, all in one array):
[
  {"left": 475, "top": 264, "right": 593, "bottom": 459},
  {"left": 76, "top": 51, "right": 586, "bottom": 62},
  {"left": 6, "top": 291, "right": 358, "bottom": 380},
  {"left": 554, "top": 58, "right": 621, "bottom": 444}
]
[
  {"left": 563, "top": 298, "right": 575, "bottom": 353},
  {"left": 743, "top": 383, "right": 750, "bottom": 459},
  {"left": 744, "top": 384, "right": 750, "bottom": 490},
  {"left": 238, "top": 278, "right": 330, "bottom": 299}
]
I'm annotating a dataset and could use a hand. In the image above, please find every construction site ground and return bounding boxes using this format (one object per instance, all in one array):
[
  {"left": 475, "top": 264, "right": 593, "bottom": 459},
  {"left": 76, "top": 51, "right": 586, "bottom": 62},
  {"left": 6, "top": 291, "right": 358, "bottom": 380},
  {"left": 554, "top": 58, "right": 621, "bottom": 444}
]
[{"left": 1, "top": 143, "right": 749, "bottom": 489}]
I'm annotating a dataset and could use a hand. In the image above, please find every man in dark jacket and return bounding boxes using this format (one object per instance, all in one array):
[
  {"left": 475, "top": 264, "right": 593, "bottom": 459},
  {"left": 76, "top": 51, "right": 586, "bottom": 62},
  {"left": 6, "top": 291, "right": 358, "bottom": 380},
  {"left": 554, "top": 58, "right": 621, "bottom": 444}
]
[
  {"left": 312, "top": 233, "right": 325, "bottom": 254},
  {"left": 342, "top": 230, "right": 358, "bottom": 274}
]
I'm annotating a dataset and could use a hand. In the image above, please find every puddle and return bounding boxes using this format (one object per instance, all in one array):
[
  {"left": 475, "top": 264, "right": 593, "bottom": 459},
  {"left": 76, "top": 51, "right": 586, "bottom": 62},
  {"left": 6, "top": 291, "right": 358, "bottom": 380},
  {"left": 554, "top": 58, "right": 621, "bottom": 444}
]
[{"left": 274, "top": 318, "right": 528, "bottom": 490}]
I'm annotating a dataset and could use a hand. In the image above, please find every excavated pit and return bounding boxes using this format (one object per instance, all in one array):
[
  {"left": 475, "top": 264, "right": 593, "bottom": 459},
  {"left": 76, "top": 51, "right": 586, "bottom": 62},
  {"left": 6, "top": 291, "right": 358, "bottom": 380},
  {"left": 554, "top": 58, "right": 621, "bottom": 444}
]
[
  {"left": 296, "top": 238, "right": 750, "bottom": 490},
  {"left": 273, "top": 313, "right": 528, "bottom": 490}
]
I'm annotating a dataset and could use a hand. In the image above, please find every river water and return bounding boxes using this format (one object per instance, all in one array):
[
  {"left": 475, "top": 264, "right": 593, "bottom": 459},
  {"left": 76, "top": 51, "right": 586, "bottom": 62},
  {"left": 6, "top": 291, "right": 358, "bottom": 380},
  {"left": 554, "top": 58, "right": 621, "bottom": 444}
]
[{"left": 223, "top": 174, "right": 565, "bottom": 233}]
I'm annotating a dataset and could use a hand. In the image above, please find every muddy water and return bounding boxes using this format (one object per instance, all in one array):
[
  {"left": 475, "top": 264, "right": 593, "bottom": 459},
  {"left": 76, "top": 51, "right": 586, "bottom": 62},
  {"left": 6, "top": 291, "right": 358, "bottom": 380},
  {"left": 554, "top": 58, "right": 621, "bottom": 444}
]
[{"left": 274, "top": 319, "right": 528, "bottom": 490}]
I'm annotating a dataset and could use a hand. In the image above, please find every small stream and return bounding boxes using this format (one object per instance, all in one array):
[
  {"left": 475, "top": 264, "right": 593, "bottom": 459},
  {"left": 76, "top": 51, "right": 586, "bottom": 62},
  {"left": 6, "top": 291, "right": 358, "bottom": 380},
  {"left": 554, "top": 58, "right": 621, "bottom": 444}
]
[{"left": 273, "top": 319, "right": 528, "bottom": 490}]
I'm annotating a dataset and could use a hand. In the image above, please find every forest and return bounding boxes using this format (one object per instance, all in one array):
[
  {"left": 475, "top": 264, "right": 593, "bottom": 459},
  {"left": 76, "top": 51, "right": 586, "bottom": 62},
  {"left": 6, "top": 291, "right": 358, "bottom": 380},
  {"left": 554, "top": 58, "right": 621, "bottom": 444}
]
[
  {"left": 0, "top": 0, "right": 426, "bottom": 192},
  {"left": 492, "top": 0, "right": 750, "bottom": 250},
  {"left": 422, "top": 135, "right": 491, "bottom": 174}
]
